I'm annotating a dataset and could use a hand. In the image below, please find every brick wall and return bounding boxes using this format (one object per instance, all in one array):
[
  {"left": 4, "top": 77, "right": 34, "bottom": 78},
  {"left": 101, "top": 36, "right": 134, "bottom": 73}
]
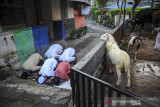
[{"left": 63, "top": 18, "right": 75, "bottom": 39}]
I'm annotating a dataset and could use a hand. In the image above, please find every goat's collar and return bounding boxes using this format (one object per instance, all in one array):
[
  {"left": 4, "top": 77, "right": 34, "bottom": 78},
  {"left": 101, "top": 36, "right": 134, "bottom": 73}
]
[{"left": 105, "top": 34, "right": 109, "bottom": 41}]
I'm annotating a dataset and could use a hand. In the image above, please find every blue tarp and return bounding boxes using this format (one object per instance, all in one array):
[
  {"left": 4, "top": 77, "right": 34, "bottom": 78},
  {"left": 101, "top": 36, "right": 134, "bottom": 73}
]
[{"left": 105, "top": 3, "right": 133, "bottom": 9}]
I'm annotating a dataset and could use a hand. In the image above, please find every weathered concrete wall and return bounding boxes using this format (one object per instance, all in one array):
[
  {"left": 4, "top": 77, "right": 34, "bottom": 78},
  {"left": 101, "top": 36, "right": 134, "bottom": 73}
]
[
  {"left": 41, "top": 0, "right": 61, "bottom": 20},
  {"left": 40, "top": 0, "right": 52, "bottom": 20},
  {"left": 42, "top": 21, "right": 54, "bottom": 40},
  {"left": 67, "top": 0, "right": 74, "bottom": 18},
  {"left": 51, "top": 0, "right": 61, "bottom": 20},
  {"left": 0, "top": 31, "right": 20, "bottom": 80},
  {"left": 73, "top": 41, "right": 106, "bottom": 77},
  {"left": 0, "top": 26, "right": 49, "bottom": 80},
  {"left": 24, "top": 0, "right": 37, "bottom": 26},
  {"left": 42, "top": 19, "right": 75, "bottom": 40},
  {"left": 0, "top": 31, "right": 19, "bottom": 69},
  {"left": 0, "top": 31, "right": 16, "bottom": 57},
  {"left": 13, "top": 27, "right": 35, "bottom": 64}
]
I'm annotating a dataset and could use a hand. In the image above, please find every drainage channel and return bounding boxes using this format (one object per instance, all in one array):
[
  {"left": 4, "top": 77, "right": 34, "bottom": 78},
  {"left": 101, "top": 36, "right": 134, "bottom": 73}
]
[{"left": 74, "top": 36, "right": 98, "bottom": 53}]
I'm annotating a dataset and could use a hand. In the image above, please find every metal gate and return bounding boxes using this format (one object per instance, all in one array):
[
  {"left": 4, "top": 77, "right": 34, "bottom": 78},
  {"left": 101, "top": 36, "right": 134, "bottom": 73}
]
[{"left": 70, "top": 68, "right": 159, "bottom": 107}]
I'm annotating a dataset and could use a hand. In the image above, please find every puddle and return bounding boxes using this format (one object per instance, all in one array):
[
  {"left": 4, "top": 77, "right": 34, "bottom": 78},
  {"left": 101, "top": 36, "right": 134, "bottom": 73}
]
[{"left": 135, "top": 61, "right": 160, "bottom": 77}]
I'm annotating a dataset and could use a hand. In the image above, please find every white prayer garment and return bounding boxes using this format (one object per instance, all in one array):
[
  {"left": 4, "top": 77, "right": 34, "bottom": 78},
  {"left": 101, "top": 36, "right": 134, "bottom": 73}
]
[
  {"left": 39, "top": 58, "right": 57, "bottom": 77},
  {"left": 55, "top": 79, "right": 72, "bottom": 90},
  {"left": 59, "top": 48, "right": 75, "bottom": 62},
  {"left": 45, "top": 44, "right": 63, "bottom": 58},
  {"left": 38, "top": 76, "right": 46, "bottom": 84}
]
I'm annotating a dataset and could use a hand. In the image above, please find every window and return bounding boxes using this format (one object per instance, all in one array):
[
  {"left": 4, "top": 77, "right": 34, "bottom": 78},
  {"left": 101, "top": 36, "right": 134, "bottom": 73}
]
[{"left": 0, "top": 0, "right": 26, "bottom": 26}]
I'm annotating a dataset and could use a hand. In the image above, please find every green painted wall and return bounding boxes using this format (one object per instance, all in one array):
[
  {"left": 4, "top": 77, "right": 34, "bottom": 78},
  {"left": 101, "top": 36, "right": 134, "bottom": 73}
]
[{"left": 13, "top": 27, "right": 35, "bottom": 64}]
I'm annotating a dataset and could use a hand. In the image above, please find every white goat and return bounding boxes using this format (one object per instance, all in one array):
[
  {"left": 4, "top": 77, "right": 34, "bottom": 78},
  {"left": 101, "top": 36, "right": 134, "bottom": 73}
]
[{"left": 101, "top": 33, "right": 131, "bottom": 87}]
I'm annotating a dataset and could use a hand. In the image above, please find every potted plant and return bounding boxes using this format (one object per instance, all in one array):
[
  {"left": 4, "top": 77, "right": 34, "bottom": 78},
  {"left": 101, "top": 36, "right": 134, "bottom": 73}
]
[
  {"left": 84, "top": 26, "right": 87, "bottom": 35},
  {"left": 82, "top": 27, "right": 86, "bottom": 36},
  {"left": 71, "top": 29, "right": 78, "bottom": 39},
  {"left": 77, "top": 27, "right": 83, "bottom": 37}
]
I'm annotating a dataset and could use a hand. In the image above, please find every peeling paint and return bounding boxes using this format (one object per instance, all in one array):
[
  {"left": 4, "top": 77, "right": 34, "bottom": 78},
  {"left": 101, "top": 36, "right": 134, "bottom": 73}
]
[{"left": 13, "top": 27, "right": 35, "bottom": 64}]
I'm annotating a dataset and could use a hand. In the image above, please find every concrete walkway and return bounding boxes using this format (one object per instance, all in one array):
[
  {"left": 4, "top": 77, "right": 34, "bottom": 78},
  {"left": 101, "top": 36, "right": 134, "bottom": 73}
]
[
  {"left": 85, "top": 16, "right": 113, "bottom": 35},
  {"left": 0, "top": 73, "right": 72, "bottom": 107},
  {"left": 0, "top": 18, "right": 114, "bottom": 107}
]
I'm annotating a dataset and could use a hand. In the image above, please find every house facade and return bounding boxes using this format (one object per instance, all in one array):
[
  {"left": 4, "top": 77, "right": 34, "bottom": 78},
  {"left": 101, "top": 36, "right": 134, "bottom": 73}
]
[
  {"left": 0, "top": 0, "right": 91, "bottom": 39},
  {"left": 0, "top": 0, "right": 91, "bottom": 77}
]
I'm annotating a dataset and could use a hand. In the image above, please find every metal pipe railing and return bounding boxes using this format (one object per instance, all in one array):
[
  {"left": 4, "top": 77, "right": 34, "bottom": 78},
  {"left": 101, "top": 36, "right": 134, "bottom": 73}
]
[{"left": 71, "top": 68, "right": 159, "bottom": 107}]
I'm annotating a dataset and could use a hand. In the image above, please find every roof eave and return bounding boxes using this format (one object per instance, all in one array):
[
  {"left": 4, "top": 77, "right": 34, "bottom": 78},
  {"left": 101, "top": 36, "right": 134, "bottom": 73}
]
[{"left": 69, "top": 0, "right": 91, "bottom": 6}]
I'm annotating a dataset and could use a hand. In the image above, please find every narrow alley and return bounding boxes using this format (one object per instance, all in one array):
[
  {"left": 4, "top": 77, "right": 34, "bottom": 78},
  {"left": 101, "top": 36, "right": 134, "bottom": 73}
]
[{"left": 0, "top": 14, "right": 113, "bottom": 107}]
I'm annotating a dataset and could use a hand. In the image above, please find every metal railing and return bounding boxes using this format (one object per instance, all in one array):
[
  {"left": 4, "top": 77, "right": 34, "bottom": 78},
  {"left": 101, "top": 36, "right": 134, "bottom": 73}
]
[{"left": 70, "top": 68, "right": 159, "bottom": 107}]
